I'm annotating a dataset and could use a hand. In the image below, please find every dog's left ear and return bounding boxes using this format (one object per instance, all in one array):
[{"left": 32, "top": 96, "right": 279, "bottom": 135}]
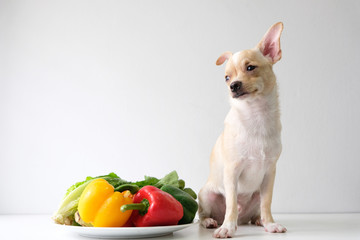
[
  {"left": 257, "top": 22, "right": 283, "bottom": 64},
  {"left": 216, "top": 51, "right": 232, "bottom": 66}
]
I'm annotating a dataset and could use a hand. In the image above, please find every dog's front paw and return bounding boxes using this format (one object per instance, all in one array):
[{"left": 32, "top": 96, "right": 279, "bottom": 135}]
[
  {"left": 201, "top": 218, "right": 218, "bottom": 228},
  {"left": 264, "top": 223, "right": 287, "bottom": 233},
  {"left": 213, "top": 222, "right": 237, "bottom": 238}
]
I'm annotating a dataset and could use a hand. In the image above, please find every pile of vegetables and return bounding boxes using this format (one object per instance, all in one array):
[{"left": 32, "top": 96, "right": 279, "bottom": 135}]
[{"left": 52, "top": 171, "right": 198, "bottom": 227}]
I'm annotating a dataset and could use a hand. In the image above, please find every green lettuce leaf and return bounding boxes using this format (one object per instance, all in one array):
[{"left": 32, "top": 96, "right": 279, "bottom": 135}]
[{"left": 52, "top": 172, "right": 126, "bottom": 225}]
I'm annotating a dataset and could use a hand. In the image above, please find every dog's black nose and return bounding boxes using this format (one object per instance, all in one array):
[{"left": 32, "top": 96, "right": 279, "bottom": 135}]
[{"left": 230, "top": 81, "right": 242, "bottom": 92}]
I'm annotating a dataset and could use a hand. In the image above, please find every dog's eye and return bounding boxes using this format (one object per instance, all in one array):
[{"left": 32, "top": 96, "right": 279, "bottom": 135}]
[
  {"left": 246, "top": 65, "right": 257, "bottom": 71},
  {"left": 225, "top": 75, "right": 230, "bottom": 81}
]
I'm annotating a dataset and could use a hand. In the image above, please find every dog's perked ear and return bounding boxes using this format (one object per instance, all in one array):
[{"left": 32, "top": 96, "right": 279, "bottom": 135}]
[
  {"left": 257, "top": 22, "right": 284, "bottom": 64},
  {"left": 216, "top": 51, "right": 232, "bottom": 65}
]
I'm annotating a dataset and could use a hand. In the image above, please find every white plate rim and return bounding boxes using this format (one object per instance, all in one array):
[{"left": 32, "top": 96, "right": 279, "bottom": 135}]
[{"left": 58, "top": 221, "right": 198, "bottom": 239}]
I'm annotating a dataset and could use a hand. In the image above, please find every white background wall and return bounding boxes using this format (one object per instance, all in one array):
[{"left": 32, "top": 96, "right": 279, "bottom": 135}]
[{"left": 1, "top": 0, "right": 359, "bottom": 214}]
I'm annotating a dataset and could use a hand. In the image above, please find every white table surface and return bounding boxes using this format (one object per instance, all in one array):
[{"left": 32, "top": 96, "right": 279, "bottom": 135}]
[{"left": 0, "top": 214, "right": 359, "bottom": 240}]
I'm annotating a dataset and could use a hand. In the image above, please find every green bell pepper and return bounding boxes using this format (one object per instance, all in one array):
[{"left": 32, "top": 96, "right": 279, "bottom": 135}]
[{"left": 160, "top": 185, "right": 198, "bottom": 224}]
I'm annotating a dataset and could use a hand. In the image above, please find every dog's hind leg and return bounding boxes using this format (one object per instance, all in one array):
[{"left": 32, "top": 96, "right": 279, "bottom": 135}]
[
  {"left": 250, "top": 215, "right": 262, "bottom": 226},
  {"left": 199, "top": 186, "right": 226, "bottom": 228}
]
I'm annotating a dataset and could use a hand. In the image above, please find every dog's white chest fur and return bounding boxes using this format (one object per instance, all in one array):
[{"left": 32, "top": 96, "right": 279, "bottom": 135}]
[{"left": 224, "top": 93, "right": 282, "bottom": 193}]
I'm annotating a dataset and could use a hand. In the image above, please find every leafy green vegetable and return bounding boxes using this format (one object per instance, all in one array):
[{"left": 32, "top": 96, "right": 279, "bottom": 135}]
[
  {"left": 133, "top": 170, "right": 180, "bottom": 189},
  {"left": 53, "top": 170, "right": 185, "bottom": 225},
  {"left": 134, "top": 176, "right": 160, "bottom": 188},
  {"left": 52, "top": 173, "right": 125, "bottom": 225},
  {"left": 53, "top": 180, "right": 91, "bottom": 225},
  {"left": 154, "top": 171, "right": 179, "bottom": 188},
  {"left": 104, "top": 176, "right": 129, "bottom": 189},
  {"left": 64, "top": 172, "right": 121, "bottom": 197}
]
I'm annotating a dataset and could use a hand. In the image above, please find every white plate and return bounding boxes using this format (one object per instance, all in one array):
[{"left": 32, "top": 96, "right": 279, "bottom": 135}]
[{"left": 61, "top": 222, "right": 197, "bottom": 239}]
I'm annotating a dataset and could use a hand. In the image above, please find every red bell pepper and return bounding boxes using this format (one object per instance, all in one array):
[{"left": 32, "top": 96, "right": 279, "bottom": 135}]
[{"left": 121, "top": 185, "right": 183, "bottom": 227}]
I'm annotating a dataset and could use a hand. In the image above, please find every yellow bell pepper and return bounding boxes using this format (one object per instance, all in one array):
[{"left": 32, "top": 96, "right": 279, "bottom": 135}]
[{"left": 78, "top": 178, "right": 133, "bottom": 227}]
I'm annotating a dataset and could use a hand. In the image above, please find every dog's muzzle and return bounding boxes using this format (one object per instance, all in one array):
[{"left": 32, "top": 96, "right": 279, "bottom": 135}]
[
  {"left": 230, "top": 81, "right": 247, "bottom": 98},
  {"left": 230, "top": 81, "right": 242, "bottom": 92}
]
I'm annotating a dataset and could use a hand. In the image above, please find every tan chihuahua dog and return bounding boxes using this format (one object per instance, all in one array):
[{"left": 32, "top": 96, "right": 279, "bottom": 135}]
[{"left": 198, "top": 22, "right": 286, "bottom": 238}]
